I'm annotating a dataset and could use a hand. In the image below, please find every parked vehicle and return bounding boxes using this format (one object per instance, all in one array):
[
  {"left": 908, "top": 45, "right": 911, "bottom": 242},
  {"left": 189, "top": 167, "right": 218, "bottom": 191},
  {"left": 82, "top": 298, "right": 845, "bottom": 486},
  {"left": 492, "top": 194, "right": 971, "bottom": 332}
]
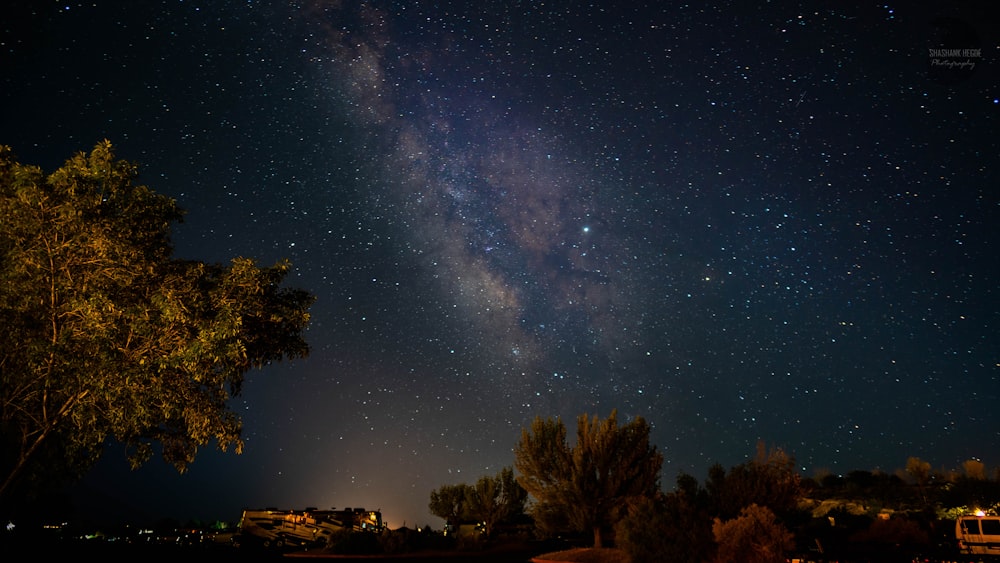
[
  {"left": 235, "top": 507, "right": 383, "bottom": 549},
  {"left": 956, "top": 515, "right": 1000, "bottom": 556}
]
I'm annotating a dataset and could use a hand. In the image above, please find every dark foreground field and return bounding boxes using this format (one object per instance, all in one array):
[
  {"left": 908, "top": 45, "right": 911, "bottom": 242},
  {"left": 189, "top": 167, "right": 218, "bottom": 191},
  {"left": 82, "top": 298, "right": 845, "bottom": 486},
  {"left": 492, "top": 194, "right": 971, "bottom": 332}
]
[
  {"left": 9, "top": 536, "right": 993, "bottom": 563},
  {"left": 14, "top": 539, "right": 553, "bottom": 563}
]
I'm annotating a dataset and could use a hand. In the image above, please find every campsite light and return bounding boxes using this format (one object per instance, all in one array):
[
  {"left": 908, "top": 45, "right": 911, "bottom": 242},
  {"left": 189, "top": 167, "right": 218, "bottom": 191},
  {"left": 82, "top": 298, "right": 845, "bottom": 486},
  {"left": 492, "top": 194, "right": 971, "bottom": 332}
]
[{"left": 975, "top": 509, "right": 986, "bottom": 517}]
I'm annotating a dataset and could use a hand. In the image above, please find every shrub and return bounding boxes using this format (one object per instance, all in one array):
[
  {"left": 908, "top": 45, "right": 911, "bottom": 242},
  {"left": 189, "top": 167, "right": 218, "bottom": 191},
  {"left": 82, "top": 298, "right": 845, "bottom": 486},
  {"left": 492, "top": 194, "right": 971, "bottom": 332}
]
[
  {"left": 616, "top": 493, "right": 715, "bottom": 563},
  {"left": 849, "top": 517, "right": 929, "bottom": 546},
  {"left": 327, "top": 529, "right": 381, "bottom": 554},
  {"left": 712, "top": 504, "right": 794, "bottom": 563}
]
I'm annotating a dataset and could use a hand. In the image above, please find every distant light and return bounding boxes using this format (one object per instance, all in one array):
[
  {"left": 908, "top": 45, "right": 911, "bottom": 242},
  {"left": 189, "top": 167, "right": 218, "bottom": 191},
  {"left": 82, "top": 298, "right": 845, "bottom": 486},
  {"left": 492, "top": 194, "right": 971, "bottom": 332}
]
[{"left": 975, "top": 508, "right": 986, "bottom": 517}]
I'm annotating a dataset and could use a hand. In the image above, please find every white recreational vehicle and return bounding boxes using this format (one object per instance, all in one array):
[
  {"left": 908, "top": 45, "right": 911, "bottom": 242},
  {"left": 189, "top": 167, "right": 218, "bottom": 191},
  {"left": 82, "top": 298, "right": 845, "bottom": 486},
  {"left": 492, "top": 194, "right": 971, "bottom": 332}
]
[
  {"left": 235, "top": 507, "right": 383, "bottom": 549},
  {"left": 956, "top": 515, "right": 1000, "bottom": 556}
]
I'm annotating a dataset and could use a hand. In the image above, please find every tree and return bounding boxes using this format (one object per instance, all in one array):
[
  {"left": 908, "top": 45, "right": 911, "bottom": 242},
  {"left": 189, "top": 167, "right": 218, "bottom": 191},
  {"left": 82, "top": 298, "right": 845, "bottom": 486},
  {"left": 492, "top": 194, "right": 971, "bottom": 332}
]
[
  {"left": 848, "top": 516, "right": 929, "bottom": 552},
  {"left": 514, "top": 410, "right": 662, "bottom": 548},
  {"left": 906, "top": 456, "right": 932, "bottom": 504},
  {"left": 0, "top": 142, "right": 314, "bottom": 506},
  {"left": 616, "top": 495, "right": 669, "bottom": 563},
  {"left": 963, "top": 459, "right": 986, "bottom": 480},
  {"left": 616, "top": 474, "right": 715, "bottom": 563},
  {"left": 464, "top": 467, "right": 527, "bottom": 537},
  {"left": 428, "top": 483, "right": 471, "bottom": 530},
  {"left": 706, "top": 441, "right": 801, "bottom": 520},
  {"left": 712, "top": 504, "right": 794, "bottom": 563}
]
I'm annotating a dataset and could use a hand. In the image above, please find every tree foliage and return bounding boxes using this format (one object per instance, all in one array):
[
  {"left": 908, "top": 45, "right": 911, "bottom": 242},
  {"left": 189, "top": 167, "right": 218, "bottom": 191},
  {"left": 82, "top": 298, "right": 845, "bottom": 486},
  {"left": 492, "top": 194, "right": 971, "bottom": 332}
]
[
  {"left": 906, "top": 456, "right": 932, "bottom": 504},
  {"left": 706, "top": 441, "right": 801, "bottom": 520},
  {"left": 616, "top": 475, "right": 715, "bottom": 563},
  {"left": 614, "top": 442, "right": 801, "bottom": 562},
  {"left": 429, "top": 467, "right": 527, "bottom": 538},
  {"left": 428, "top": 483, "right": 472, "bottom": 528},
  {"left": 464, "top": 467, "right": 528, "bottom": 537},
  {"left": 963, "top": 459, "right": 986, "bottom": 480},
  {"left": 712, "top": 504, "right": 794, "bottom": 563},
  {"left": 514, "top": 410, "right": 662, "bottom": 548},
  {"left": 0, "top": 142, "right": 314, "bottom": 505},
  {"left": 848, "top": 516, "right": 929, "bottom": 547}
]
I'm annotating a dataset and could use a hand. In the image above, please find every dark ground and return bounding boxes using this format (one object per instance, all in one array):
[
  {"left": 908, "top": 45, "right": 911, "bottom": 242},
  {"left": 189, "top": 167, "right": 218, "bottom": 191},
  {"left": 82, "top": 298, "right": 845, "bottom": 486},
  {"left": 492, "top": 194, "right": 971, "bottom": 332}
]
[
  {"left": 5, "top": 540, "right": 997, "bottom": 563},
  {"left": 5, "top": 539, "right": 554, "bottom": 563}
]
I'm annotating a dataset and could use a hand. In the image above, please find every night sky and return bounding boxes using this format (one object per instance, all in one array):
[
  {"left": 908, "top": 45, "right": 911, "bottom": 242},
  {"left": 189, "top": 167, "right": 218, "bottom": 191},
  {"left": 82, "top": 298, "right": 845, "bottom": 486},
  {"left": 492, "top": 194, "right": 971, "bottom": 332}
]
[{"left": 2, "top": 1, "right": 998, "bottom": 529}]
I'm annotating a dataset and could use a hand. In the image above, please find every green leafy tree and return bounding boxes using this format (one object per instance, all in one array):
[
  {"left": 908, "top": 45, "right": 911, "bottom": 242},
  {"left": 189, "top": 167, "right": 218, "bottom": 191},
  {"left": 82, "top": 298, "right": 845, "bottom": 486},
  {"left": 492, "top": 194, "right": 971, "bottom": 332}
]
[
  {"left": 712, "top": 503, "right": 794, "bottom": 563},
  {"left": 0, "top": 142, "right": 314, "bottom": 506},
  {"left": 514, "top": 409, "right": 662, "bottom": 548},
  {"left": 428, "top": 483, "right": 471, "bottom": 529},
  {"left": 464, "top": 467, "right": 528, "bottom": 538}
]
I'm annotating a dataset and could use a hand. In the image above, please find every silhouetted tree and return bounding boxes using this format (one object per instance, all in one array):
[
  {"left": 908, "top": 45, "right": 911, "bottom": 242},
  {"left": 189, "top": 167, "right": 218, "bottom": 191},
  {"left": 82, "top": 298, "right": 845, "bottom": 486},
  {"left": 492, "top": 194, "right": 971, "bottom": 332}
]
[
  {"left": 941, "top": 475, "right": 1000, "bottom": 510},
  {"left": 848, "top": 516, "right": 929, "bottom": 559},
  {"left": 707, "top": 441, "right": 801, "bottom": 519},
  {"left": 907, "top": 457, "right": 932, "bottom": 504},
  {"left": 464, "top": 467, "right": 527, "bottom": 537},
  {"left": 428, "top": 483, "right": 471, "bottom": 530},
  {"left": 820, "top": 473, "right": 846, "bottom": 490},
  {"left": 514, "top": 410, "right": 662, "bottom": 547},
  {"left": 617, "top": 474, "right": 715, "bottom": 563},
  {"left": 844, "top": 470, "right": 879, "bottom": 498}
]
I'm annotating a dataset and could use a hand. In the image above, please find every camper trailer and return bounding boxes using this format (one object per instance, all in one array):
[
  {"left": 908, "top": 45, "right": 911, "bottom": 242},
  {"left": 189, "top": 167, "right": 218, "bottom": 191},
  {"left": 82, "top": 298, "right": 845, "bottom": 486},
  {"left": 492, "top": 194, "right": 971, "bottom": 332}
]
[
  {"left": 956, "top": 515, "right": 1000, "bottom": 556},
  {"left": 235, "top": 507, "right": 383, "bottom": 549}
]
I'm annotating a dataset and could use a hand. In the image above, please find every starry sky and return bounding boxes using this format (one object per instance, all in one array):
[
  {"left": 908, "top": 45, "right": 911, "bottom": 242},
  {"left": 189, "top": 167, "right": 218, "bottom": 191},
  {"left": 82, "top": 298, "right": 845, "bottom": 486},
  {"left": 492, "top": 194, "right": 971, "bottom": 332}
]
[{"left": 1, "top": 1, "right": 998, "bottom": 529}]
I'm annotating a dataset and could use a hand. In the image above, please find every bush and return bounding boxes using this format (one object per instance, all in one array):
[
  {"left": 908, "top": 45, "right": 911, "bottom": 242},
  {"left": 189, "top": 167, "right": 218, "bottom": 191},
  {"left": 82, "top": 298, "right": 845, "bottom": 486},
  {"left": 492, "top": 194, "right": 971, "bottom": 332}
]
[
  {"left": 615, "top": 494, "right": 715, "bottom": 563},
  {"left": 849, "top": 517, "right": 929, "bottom": 546},
  {"left": 455, "top": 532, "right": 487, "bottom": 551},
  {"left": 327, "top": 529, "right": 382, "bottom": 554},
  {"left": 377, "top": 528, "right": 410, "bottom": 554},
  {"left": 615, "top": 497, "right": 667, "bottom": 563},
  {"left": 374, "top": 526, "right": 455, "bottom": 553},
  {"left": 712, "top": 504, "right": 794, "bottom": 563}
]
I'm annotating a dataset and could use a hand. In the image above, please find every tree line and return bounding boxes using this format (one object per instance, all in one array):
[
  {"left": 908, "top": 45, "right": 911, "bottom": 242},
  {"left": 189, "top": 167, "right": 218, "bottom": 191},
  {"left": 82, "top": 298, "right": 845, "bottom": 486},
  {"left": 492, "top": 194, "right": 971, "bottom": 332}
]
[
  {"left": 431, "top": 413, "right": 1000, "bottom": 563},
  {"left": 428, "top": 467, "right": 528, "bottom": 539}
]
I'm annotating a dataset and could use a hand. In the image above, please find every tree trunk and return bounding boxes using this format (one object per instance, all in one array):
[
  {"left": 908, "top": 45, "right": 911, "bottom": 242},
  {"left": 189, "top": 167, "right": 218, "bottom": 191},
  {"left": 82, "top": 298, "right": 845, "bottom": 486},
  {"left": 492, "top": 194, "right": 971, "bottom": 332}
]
[{"left": 593, "top": 525, "right": 602, "bottom": 548}]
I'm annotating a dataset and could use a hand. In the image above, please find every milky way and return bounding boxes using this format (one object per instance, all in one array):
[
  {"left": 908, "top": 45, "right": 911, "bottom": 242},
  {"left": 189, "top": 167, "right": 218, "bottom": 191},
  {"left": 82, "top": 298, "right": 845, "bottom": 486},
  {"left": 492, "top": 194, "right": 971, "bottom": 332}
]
[{"left": 1, "top": 1, "right": 996, "bottom": 527}]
